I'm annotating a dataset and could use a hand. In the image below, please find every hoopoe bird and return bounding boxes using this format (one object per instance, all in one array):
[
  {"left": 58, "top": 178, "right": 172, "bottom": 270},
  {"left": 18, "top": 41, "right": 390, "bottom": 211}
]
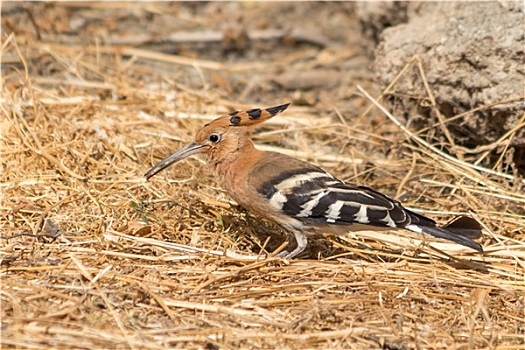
[{"left": 145, "top": 103, "right": 484, "bottom": 258}]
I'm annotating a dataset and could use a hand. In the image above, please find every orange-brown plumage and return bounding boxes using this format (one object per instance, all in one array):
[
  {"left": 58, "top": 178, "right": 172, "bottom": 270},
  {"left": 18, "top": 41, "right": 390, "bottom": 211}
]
[{"left": 145, "top": 103, "right": 483, "bottom": 258}]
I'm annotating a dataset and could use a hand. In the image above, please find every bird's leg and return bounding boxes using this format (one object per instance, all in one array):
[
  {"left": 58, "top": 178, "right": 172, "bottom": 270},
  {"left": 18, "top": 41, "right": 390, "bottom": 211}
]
[{"left": 275, "top": 231, "right": 308, "bottom": 259}]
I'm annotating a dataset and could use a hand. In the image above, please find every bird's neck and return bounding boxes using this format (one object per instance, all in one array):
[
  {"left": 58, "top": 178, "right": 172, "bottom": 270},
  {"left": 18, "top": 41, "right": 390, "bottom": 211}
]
[{"left": 208, "top": 141, "right": 262, "bottom": 194}]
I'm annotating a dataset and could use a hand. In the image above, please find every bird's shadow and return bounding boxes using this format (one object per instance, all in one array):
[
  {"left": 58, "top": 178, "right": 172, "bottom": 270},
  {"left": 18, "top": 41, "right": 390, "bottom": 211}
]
[
  {"left": 221, "top": 210, "right": 491, "bottom": 274},
  {"left": 246, "top": 223, "right": 491, "bottom": 274}
]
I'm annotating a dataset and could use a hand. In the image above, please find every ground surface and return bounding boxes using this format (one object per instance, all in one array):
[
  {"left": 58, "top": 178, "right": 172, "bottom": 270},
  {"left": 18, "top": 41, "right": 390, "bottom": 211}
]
[{"left": 1, "top": 3, "right": 524, "bottom": 349}]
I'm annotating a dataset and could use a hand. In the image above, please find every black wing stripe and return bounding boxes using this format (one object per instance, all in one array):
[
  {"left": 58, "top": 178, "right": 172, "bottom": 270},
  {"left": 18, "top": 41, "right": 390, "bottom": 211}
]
[
  {"left": 310, "top": 191, "right": 338, "bottom": 218},
  {"left": 339, "top": 203, "right": 362, "bottom": 221},
  {"left": 260, "top": 169, "right": 436, "bottom": 229},
  {"left": 260, "top": 168, "right": 329, "bottom": 200}
]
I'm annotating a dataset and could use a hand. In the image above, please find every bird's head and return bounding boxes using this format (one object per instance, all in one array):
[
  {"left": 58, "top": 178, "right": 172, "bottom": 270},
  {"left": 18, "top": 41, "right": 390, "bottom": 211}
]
[{"left": 145, "top": 103, "right": 290, "bottom": 179}]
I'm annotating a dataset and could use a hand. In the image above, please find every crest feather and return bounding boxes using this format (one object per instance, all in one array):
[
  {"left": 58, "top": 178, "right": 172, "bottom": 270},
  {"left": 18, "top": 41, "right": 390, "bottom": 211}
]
[{"left": 211, "top": 103, "right": 291, "bottom": 128}]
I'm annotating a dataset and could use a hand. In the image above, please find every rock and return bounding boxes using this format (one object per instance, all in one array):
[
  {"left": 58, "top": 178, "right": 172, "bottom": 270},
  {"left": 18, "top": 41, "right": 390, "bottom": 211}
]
[
  {"left": 360, "top": 2, "right": 525, "bottom": 173},
  {"left": 354, "top": 2, "right": 408, "bottom": 52}
]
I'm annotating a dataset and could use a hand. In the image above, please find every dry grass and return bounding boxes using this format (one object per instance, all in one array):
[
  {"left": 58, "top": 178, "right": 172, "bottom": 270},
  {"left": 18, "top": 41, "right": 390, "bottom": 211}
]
[{"left": 2, "top": 3, "right": 525, "bottom": 349}]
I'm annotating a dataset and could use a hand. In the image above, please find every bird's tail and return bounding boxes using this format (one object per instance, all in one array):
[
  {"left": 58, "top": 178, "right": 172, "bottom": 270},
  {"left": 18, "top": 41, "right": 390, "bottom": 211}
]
[{"left": 417, "top": 216, "right": 484, "bottom": 252}]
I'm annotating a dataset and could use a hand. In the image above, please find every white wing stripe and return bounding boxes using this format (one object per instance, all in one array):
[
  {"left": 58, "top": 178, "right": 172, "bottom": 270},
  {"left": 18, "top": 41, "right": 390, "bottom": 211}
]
[
  {"left": 269, "top": 191, "right": 287, "bottom": 210},
  {"left": 325, "top": 200, "right": 345, "bottom": 221},
  {"left": 297, "top": 191, "right": 328, "bottom": 217},
  {"left": 328, "top": 187, "right": 376, "bottom": 199},
  {"left": 354, "top": 205, "right": 370, "bottom": 224},
  {"left": 405, "top": 224, "right": 423, "bottom": 233},
  {"left": 274, "top": 172, "right": 333, "bottom": 191},
  {"left": 383, "top": 213, "right": 396, "bottom": 227}
]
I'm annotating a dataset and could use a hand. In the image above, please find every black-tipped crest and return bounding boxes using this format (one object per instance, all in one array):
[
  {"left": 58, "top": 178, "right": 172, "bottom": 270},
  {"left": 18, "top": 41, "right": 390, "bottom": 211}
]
[
  {"left": 266, "top": 103, "right": 290, "bottom": 116},
  {"left": 230, "top": 116, "right": 241, "bottom": 125},
  {"left": 247, "top": 108, "right": 262, "bottom": 119},
  {"left": 221, "top": 103, "right": 291, "bottom": 127}
]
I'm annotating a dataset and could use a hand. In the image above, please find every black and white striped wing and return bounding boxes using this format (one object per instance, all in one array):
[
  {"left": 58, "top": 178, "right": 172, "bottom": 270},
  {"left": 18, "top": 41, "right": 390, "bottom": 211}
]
[
  {"left": 255, "top": 161, "right": 483, "bottom": 252},
  {"left": 258, "top": 166, "right": 433, "bottom": 230}
]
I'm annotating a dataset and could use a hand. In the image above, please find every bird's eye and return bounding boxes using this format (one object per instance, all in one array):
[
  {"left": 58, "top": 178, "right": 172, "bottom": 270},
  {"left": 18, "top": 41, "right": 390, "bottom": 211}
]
[{"left": 209, "top": 133, "right": 221, "bottom": 143}]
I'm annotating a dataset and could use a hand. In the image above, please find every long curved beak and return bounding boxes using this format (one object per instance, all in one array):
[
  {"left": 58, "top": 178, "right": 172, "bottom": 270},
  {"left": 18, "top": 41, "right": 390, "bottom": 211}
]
[{"left": 145, "top": 142, "right": 207, "bottom": 180}]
